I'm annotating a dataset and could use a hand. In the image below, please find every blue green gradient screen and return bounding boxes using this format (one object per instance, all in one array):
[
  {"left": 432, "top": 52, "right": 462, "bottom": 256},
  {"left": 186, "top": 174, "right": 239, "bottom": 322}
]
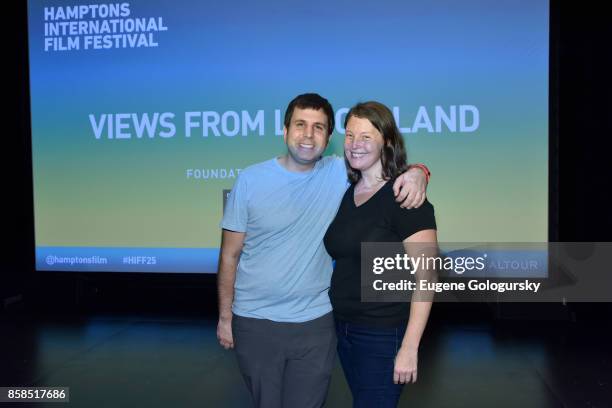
[{"left": 28, "top": 0, "right": 549, "bottom": 273}]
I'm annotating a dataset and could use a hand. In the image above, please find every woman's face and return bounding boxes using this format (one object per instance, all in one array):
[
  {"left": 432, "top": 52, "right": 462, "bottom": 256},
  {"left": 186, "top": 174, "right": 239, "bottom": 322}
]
[{"left": 344, "top": 116, "right": 385, "bottom": 172}]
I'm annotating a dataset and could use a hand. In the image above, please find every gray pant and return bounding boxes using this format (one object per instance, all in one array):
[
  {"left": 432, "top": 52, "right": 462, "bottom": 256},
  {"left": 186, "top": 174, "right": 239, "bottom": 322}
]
[{"left": 232, "top": 312, "right": 337, "bottom": 408}]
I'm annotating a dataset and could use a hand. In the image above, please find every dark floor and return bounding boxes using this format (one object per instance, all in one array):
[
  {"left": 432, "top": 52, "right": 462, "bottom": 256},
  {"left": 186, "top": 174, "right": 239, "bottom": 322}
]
[{"left": 2, "top": 306, "right": 610, "bottom": 408}]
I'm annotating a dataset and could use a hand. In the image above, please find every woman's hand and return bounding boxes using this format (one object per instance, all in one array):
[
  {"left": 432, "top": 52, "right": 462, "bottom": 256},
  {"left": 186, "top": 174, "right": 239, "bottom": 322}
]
[{"left": 394, "top": 346, "right": 418, "bottom": 384}]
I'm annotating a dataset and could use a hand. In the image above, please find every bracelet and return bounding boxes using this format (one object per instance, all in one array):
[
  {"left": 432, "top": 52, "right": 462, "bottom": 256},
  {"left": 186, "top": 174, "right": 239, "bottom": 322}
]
[{"left": 409, "top": 163, "right": 431, "bottom": 183}]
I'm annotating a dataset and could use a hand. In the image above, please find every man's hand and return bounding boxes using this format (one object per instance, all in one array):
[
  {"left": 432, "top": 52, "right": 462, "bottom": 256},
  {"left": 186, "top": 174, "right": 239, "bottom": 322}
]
[
  {"left": 392, "top": 166, "right": 428, "bottom": 208},
  {"left": 217, "top": 230, "right": 244, "bottom": 351},
  {"left": 217, "top": 316, "right": 234, "bottom": 349},
  {"left": 394, "top": 346, "right": 418, "bottom": 384}
]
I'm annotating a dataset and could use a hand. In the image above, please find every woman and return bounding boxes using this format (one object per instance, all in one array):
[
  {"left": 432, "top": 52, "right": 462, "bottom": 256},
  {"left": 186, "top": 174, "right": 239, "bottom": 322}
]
[{"left": 324, "top": 101, "right": 437, "bottom": 407}]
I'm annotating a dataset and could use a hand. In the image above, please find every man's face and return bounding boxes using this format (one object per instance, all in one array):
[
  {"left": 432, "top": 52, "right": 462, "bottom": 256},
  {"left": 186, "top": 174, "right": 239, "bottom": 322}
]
[{"left": 283, "top": 108, "right": 330, "bottom": 168}]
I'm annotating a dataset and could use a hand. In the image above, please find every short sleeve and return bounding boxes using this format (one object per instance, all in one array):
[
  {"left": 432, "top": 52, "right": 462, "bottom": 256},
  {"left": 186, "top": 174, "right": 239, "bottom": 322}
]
[
  {"left": 391, "top": 199, "right": 437, "bottom": 240},
  {"left": 330, "top": 155, "right": 350, "bottom": 187},
  {"left": 220, "top": 173, "right": 248, "bottom": 232}
]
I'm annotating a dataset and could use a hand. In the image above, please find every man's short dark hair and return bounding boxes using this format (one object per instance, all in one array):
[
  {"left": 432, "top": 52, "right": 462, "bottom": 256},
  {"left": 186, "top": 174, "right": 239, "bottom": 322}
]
[{"left": 284, "top": 93, "right": 335, "bottom": 138}]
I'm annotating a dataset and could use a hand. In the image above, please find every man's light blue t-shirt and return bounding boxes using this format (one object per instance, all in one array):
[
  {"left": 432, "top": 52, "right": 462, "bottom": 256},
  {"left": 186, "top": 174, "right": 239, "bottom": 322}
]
[{"left": 221, "top": 156, "right": 348, "bottom": 322}]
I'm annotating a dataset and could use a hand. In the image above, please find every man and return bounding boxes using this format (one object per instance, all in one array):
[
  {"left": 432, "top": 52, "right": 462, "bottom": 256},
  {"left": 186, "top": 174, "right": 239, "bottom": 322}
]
[{"left": 217, "top": 93, "right": 428, "bottom": 408}]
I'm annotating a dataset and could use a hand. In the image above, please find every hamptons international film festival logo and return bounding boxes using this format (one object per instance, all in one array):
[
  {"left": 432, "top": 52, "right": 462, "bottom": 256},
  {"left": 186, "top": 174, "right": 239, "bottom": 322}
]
[{"left": 43, "top": 3, "right": 168, "bottom": 51}]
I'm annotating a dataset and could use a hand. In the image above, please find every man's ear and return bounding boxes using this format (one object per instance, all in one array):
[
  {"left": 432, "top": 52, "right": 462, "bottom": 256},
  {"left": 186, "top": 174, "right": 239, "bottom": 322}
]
[{"left": 283, "top": 126, "right": 288, "bottom": 143}]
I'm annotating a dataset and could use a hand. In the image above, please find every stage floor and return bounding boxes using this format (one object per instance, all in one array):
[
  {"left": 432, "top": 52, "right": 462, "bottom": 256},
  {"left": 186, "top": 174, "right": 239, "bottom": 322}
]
[{"left": 1, "top": 311, "right": 610, "bottom": 407}]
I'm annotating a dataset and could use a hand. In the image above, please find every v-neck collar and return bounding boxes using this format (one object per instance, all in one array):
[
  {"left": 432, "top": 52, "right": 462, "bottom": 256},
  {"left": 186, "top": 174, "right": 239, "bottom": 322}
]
[{"left": 351, "top": 180, "right": 390, "bottom": 209}]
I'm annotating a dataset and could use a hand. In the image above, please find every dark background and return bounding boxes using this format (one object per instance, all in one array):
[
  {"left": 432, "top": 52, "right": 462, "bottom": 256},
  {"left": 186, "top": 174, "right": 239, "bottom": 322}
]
[{"left": 3, "top": 1, "right": 611, "bottom": 321}]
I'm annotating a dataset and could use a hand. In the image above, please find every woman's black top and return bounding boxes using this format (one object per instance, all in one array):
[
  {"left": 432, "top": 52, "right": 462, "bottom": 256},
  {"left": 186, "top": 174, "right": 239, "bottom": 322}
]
[{"left": 323, "top": 180, "right": 436, "bottom": 327}]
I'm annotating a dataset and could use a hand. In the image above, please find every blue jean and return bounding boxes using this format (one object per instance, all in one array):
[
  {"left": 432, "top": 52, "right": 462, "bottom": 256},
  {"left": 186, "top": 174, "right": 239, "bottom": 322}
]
[{"left": 336, "top": 320, "right": 406, "bottom": 408}]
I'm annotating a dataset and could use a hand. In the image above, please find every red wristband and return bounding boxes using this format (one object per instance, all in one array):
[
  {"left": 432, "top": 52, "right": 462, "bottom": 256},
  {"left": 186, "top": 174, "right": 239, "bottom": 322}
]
[{"left": 410, "top": 163, "right": 431, "bottom": 183}]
